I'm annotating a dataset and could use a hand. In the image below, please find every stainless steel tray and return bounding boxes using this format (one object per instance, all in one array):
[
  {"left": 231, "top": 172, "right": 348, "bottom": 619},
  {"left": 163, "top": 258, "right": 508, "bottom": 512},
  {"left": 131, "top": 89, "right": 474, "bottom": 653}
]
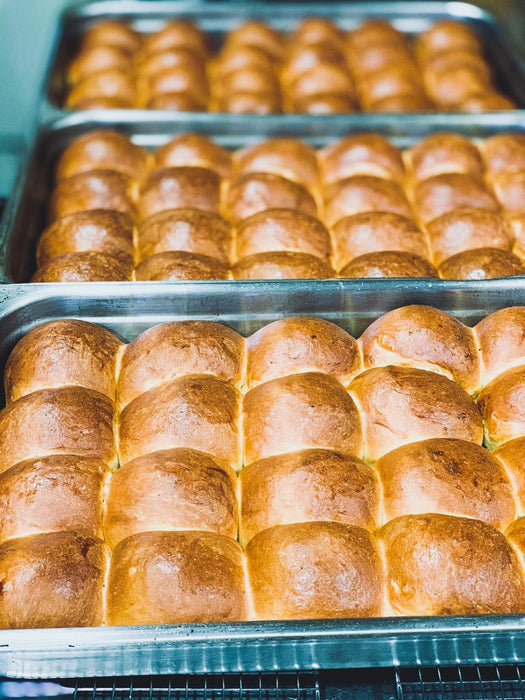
[
  {"left": 1, "top": 279, "right": 525, "bottom": 677},
  {"left": 3, "top": 113, "right": 525, "bottom": 284},
  {"left": 41, "top": 0, "right": 525, "bottom": 123}
]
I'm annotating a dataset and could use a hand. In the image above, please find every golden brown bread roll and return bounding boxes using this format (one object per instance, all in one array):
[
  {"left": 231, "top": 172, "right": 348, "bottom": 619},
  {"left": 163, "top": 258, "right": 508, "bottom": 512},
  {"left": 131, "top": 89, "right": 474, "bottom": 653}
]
[
  {"left": 376, "top": 438, "right": 516, "bottom": 529},
  {"left": 68, "top": 45, "right": 130, "bottom": 84},
  {"left": 141, "top": 21, "right": 208, "bottom": 59},
  {"left": 320, "top": 134, "right": 405, "bottom": 185},
  {"left": 48, "top": 170, "right": 134, "bottom": 222},
  {"left": 32, "top": 252, "right": 133, "bottom": 282},
  {"left": 146, "top": 92, "right": 206, "bottom": 111},
  {"left": 214, "top": 45, "right": 276, "bottom": 79},
  {"left": 360, "top": 305, "right": 482, "bottom": 394},
  {"left": 4, "top": 319, "right": 122, "bottom": 404},
  {"left": 339, "top": 251, "right": 438, "bottom": 279},
  {"left": 0, "top": 531, "right": 109, "bottom": 629},
  {"left": 359, "top": 66, "right": 424, "bottom": 109},
  {"left": 243, "top": 372, "right": 362, "bottom": 465},
  {"left": 348, "top": 365, "right": 483, "bottom": 462},
  {"left": 427, "top": 208, "right": 514, "bottom": 266},
  {"left": 283, "top": 42, "right": 346, "bottom": 86},
  {"left": 215, "top": 91, "right": 282, "bottom": 115},
  {"left": 107, "top": 531, "right": 247, "bottom": 625},
  {"left": 223, "top": 21, "right": 283, "bottom": 62},
  {"left": 476, "top": 307, "right": 525, "bottom": 384},
  {"left": 138, "top": 166, "right": 221, "bottom": 221},
  {"left": 348, "top": 20, "right": 407, "bottom": 53},
  {"left": 331, "top": 212, "right": 428, "bottom": 269},
  {"left": 246, "top": 316, "right": 361, "bottom": 389},
  {"left": 134, "top": 251, "right": 229, "bottom": 281},
  {"left": 381, "top": 514, "right": 525, "bottom": 615},
  {"left": 509, "top": 214, "right": 525, "bottom": 260},
  {"left": 66, "top": 69, "right": 137, "bottom": 110},
  {"left": 56, "top": 130, "right": 148, "bottom": 182},
  {"left": 144, "top": 66, "right": 209, "bottom": 107},
  {"left": 235, "top": 209, "right": 331, "bottom": 262},
  {"left": 247, "top": 522, "right": 383, "bottom": 619},
  {"left": 240, "top": 449, "right": 379, "bottom": 543},
  {"left": 291, "top": 93, "right": 356, "bottom": 114},
  {"left": 37, "top": 210, "right": 134, "bottom": 267},
  {"left": 117, "top": 320, "right": 244, "bottom": 408},
  {"left": 218, "top": 67, "right": 280, "bottom": 97},
  {"left": 118, "top": 375, "right": 241, "bottom": 468},
  {"left": 104, "top": 448, "right": 237, "bottom": 548},
  {"left": 413, "top": 173, "right": 499, "bottom": 225},
  {"left": 478, "top": 366, "right": 525, "bottom": 448},
  {"left": 0, "top": 387, "right": 116, "bottom": 474},
  {"left": 423, "top": 50, "right": 490, "bottom": 83},
  {"left": 136, "top": 47, "right": 204, "bottom": 79},
  {"left": 423, "top": 65, "right": 490, "bottom": 108},
  {"left": 224, "top": 172, "right": 317, "bottom": 224},
  {"left": 482, "top": 133, "right": 525, "bottom": 175},
  {"left": 494, "top": 438, "right": 525, "bottom": 511},
  {"left": 490, "top": 171, "right": 525, "bottom": 215},
  {"left": 0, "top": 455, "right": 106, "bottom": 544},
  {"left": 324, "top": 175, "right": 412, "bottom": 227},
  {"left": 406, "top": 133, "right": 484, "bottom": 182},
  {"left": 460, "top": 92, "right": 515, "bottom": 112},
  {"left": 154, "top": 134, "right": 232, "bottom": 179},
  {"left": 137, "top": 208, "right": 232, "bottom": 264},
  {"left": 81, "top": 21, "right": 141, "bottom": 54},
  {"left": 438, "top": 247, "right": 525, "bottom": 280},
  {"left": 288, "top": 64, "right": 354, "bottom": 101},
  {"left": 231, "top": 251, "right": 335, "bottom": 279},
  {"left": 347, "top": 43, "right": 413, "bottom": 78},
  {"left": 416, "top": 21, "right": 481, "bottom": 62},
  {"left": 367, "top": 94, "right": 433, "bottom": 113},
  {"left": 234, "top": 139, "right": 319, "bottom": 190}
]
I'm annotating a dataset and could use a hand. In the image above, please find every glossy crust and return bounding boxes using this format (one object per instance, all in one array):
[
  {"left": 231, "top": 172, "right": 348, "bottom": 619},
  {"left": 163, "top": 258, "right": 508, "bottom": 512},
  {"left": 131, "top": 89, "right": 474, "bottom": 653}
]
[
  {"left": 461, "top": 92, "right": 515, "bottom": 112},
  {"left": 438, "top": 247, "right": 525, "bottom": 280},
  {"left": 367, "top": 94, "right": 433, "bottom": 113},
  {"left": 218, "top": 68, "right": 280, "bottom": 97},
  {"left": 490, "top": 171, "right": 525, "bottom": 215},
  {"left": 416, "top": 21, "right": 481, "bottom": 62},
  {"left": 413, "top": 173, "right": 499, "bottom": 225},
  {"left": 66, "top": 69, "right": 137, "bottom": 110},
  {"left": 215, "top": 91, "right": 282, "bottom": 114},
  {"left": 423, "top": 65, "right": 490, "bottom": 108},
  {"left": 478, "top": 366, "right": 525, "bottom": 448},
  {"left": 406, "top": 133, "right": 484, "bottom": 182},
  {"left": 68, "top": 45, "right": 130, "bottom": 83},
  {"left": 221, "top": 21, "right": 283, "bottom": 62},
  {"left": 494, "top": 437, "right": 525, "bottom": 511},
  {"left": 380, "top": 513, "right": 525, "bottom": 615},
  {"left": 483, "top": 134, "right": 525, "bottom": 175},
  {"left": 320, "top": 134, "right": 405, "bottom": 185},
  {"left": 288, "top": 64, "right": 354, "bottom": 101},
  {"left": 291, "top": 93, "right": 356, "bottom": 114},
  {"left": 231, "top": 251, "right": 335, "bottom": 279},
  {"left": 141, "top": 21, "right": 208, "bottom": 58},
  {"left": 234, "top": 139, "right": 319, "bottom": 190},
  {"left": 107, "top": 531, "right": 247, "bottom": 625},
  {"left": 48, "top": 170, "right": 134, "bottom": 221},
  {"left": 476, "top": 307, "right": 525, "bottom": 383},
  {"left": 247, "top": 522, "right": 383, "bottom": 619},
  {"left": 359, "top": 66, "right": 424, "bottom": 109},
  {"left": 134, "top": 251, "right": 229, "bottom": 281},
  {"left": 144, "top": 66, "right": 209, "bottom": 107},
  {"left": 243, "top": 372, "right": 362, "bottom": 465},
  {"left": 146, "top": 93, "right": 207, "bottom": 111},
  {"left": 136, "top": 47, "right": 204, "bottom": 79},
  {"left": 340, "top": 251, "right": 438, "bottom": 279},
  {"left": 81, "top": 21, "right": 141, "bottom": 54},
  {"left": 348, "top": 365, "right": 483, "bottom": 462},
  {"left": 154, "top": 134, "right": 232, "bottom": 178},
  {"left": 214, "top": 45, "right": 276, "bottom": 79},
  {"left": 138, "top": 166, "right": 221, "bottom": 220},
  {"left": 32, "top": 252, "right": 133, "bottom": 282},
  {"left": 104, "top": 448, "right": 237, "bottom": 547}
]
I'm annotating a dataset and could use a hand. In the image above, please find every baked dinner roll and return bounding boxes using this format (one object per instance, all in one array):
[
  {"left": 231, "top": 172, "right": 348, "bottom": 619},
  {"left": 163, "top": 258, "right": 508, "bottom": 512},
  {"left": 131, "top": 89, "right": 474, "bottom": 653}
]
[
  {"left": 117, "top": 320, "right": 244, "bottom": 408},
  {"left": 416, "top": 21, "right": 481, "bottom": 62},
  {"left": 414, "top": 173, "right": 499, "bottom": 225},
  {"left": 223, "top": 21, "right": 283, "bottom": 62},
  {"left": 422, "top": 48, "right": 490, "bottom": 80},
  {"left": 461, "top": 92, "right": 515, "bottom": 112},
  {"left": 154, "top": 133, "right": 232, "bottom": 179},
  {"left": 144, "top": 66, "right": 209, "bottom": 107},
  {"left": 482, "top": 133, "right": 525, "bottom": 175},
  {"left": 134, "top": 251, "right": 229, "bottom": 281},
  {"left": 509, "top": 214, "right": 525, "bottom": 259},
  {"left": 216, "top": 91, "right": 282, "bottom": 115},
  {"left": 490, "top": 171, "right": 525, "bottom": 215},
  {"left": 67, "top": 45, "right": 130, "bottom": 84},
  {"left": 331, "top": 212, "right": 428, "bottom": 270},
  {"left": 56, "top": 130, "right": 148, "bottom": 182},
  {"left": 367, "top": 94, "right": 434, "bottom": 113},
  {"left": 348, "top": 365, "right": 483, "bottom": 462},
  {"left": 118, "top": 375, "right": 241, "bottom": 468},
  {"left": 427, "top": 208, "right": 514, "bottom": 266},
  {"left": 476, "top": 307, "right": 525, "bottom": 384},
  {"left": 0, "top": 455, "right": 106, "bottom": 543},
  {"left": 48, "top": 170, "right": 134, "bottom": 221},
  {"left": 423, "top": 65, "right": 490, "bottom": 108},
  {"left": 4, "top": 319, "right": 122, "bottom": 404},
  {"left": 136, "top": 47, "right": 204, "bottom": 80},
  {"left": 0, "top": 531, "right": 109, "bottom": 629},
  {"left": 218, "top": 67, "right": 280, "bottom": 98},
  {"left": 478, "top": 366, "right": 525, "bottom": 448},
  {"left": 324, "top": 176, "right": 412, "bottom": 227},
  {"left": 247, "top": 316, "right": 361, "bottom": 389},
  {"left": 0, "top": 387, "right": 116, "bottom": 474},
  {"left": 66, "top": 69, "right": 137, "bottom": 110},
  {"left": 81, "top": 21, "right": 140, "bottom": 54},
  {"left": 235, "top": 209, "right": 331, "bottom": 262},
  {"left": 348, "top": 20, "right": 407, "bottom": 54},
  {"left": 282, "top": 42, "right": 346, "bottom": 86},
  {"left": 32, "top": 252, "right": 133, "bottom": 283},
  {"left": 360, "top": 305, "right": 482, "bottom": 394},
  {"left": 243, "top": 372, "right": 362, "bottom": 465},
  {"left": 358, "top": 65, "right": 424, "bottom": 109},
  {"left": 141, "top": 21, "right": 207, "bottom": 59},
  {"left": 288, "top": 64, "right": 354, "bottom": 102},
  {"left": 107, "top": 531, "right": 247, "bottom": 625},
  {"left": 231, "top": 251, "right": 335, "bottom": 279},
  {"left": 380, "top": 513, "right": 525, "bottom": 615},
  {"left": 347, "top": 43, "right": 413, "bottom": 78},
  {"left": 319, "top": 134, "right": 405, "bottom": 185},
  {"left": 406, "top": 133, "right": 484, "bottom": 182},
  {"left": 105, "top": 448, "right": 237, "bottom": 548},
  {"left": 240, "top": 449, "right": 379, "bottom": 543},
  {"left": 292, "top": 17, "right": 344, "bottom": 46},
  {"left": 224, "top": 173, "right": 317, "bottom": 224},
  {"left": 438, "top": 247, "right": 525, "bottom": 280},
  {"left": 339, "top": 251, "right": 438, "bottom": 279},
  {"left": 37, "top": 210, "right": 134, "bottom": 267},
  {"left": 234, "top": 139, "right": 319, "bottom": 190},
  {"left": 494, "top": 438, "right": 525, "bottom": 511},
  {"left": 247, "top": 522, "right": 383, "bottom": 620},
  {"left": 138, "top": 166, "right": 221, "bottom": 221},
  {"left": 214, "top": 45, "right": 276, "bottom": 79},
  {"left": 146, "top": 92, "right": 206, "bottom": 111},
  {"left": 376, "top": 438, "right": 516, "bottom": 529},
  {"left": 291, "top": 93, "right": 356, "bottom": 114},
  {"left": 137, "top": 208, "right": 232, "bottom": 264}
]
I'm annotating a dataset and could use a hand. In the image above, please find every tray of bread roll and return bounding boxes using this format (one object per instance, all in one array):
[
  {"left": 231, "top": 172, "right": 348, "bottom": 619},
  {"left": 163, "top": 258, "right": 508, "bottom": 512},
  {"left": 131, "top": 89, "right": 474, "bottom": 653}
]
[
  {"left": 2, "top": 280, "right": 525, "bottom": 677},
  {"left": 3, "top": 117, "right": 525, "bottom": 284},
  {"left": 42, "top": 0, "right": 525, "bottom": 118}
]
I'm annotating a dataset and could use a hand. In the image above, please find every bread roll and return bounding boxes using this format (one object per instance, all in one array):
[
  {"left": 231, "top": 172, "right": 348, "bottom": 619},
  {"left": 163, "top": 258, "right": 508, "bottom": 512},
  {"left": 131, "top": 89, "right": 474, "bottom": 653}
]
[
  {"left": 214, "top": 45, "right": 276, "bottom": 79},
  {"left": 414, "top": 173, "right": 499, "bottom": 225},
  {"left": 247, "top": 522, "right": 383, "bottom": 619},
  {"left": 476, "top": 307, "right": 525, "bottom": 383},
  {"left": 67, "top": 69, "right": 137, "bottom": 110},
  {"left": 32, "top": 252, "right": 133, "bottom": 282},
  {"left": 105, "top": 448, "right": 237, "bottom": 547},
  {"left": 0, "top": 387, "right": 116, "bottom": 474},
  {"left": 243, "top": 372, "right": 362, "bottom": 464},
  {"left": 81, "top": 21, "right": 140, "bottom": 54},
  {"left": 240, "top": 449, "right": 379, "bottom": 543},
  {"left": 406, "top": 133, "right": 484, "bottom": 182},
  {"left": 0, "top": 531, "right": 109, "bottom": 629},
  {"left": 424, "top": 65, "right": 490, "bottom": 108},
  {"left": 377, "top": 438, "right": 515, "bottom": 529},
  {"left": 234, "top": 139, "right": 319, "bottom": 190},
  {"left": 348, "top": 365, "right": 483, "bottom": 462},
  {"left": 359, "top": 66, "right": 424, "bottom": 109},
  {"left": 219, "top": 68, "right": 280, "bottom": 97},
  {"left": 339, "top": 251, "right": 438, "bottom": 279},
  {"left": 4, "top": 319, "right": 122, "bottom": 404},
  {"left": 490, "top": 171, "right": 525, "bottom": 215},
  {"left": 68, "top": 45, "right": 130, "bottom": 83},
  {"left": 461, "top": 92, "right": 515, "bottom": 112},
  {"left": 319, "top": 134, "right": 405, "bottom": 185},
  {"left": 37, "top": 210, "right": 134, "bottom": 267},
  {"left": 348, "top": 20, "right": 407, "bottom": 54},
  {"left": 438, "top": 247, "right": 525, "bottom": 280},
  {"left": 108, "top": 531, "right": 246, "bottom": 625},
  {"left": 141, "top": 21, "right": 207, "bottom": 59},
  {"left": 215, "top": 91, "right": 281, "bottom": 114},
  {"left": 144, "top": 66, "right": 209, "bottom": 107},
  {"left": 231, "top": 251, "right": 335, "bottom": 279},
  {"left": 494, "top": 437, "right": 525, "bottom": 512},
  {"left": 292, "top": 17, "right": 344, "bottom": 46},
  {"left": 380, "top": 513, "right": 524, "bottom": 615},
  {"left": 416, "top": 21, "right": 481, "bottom": 62},
  {"left": 48, "top": 170, "right": 134, "bottom": 221},
  {"left": 283, "top": 42, "right": 346, "bottom": 86},
  {"left": 118, "top": 320, "right": 244, "bottom": 408},
  {"left": 360, "top": 305, "right": 481, "bottom": 394},
  {"left": 367, "top": 94, "right": 434, "bottom": 113},
  {"left": 288, "top": 64, "right": 354, "bottom": 101},
  {"left": 478, "top": 366, "right": 525, "bottom": 448},
  {"left": 118, "top": 375, "right": 241, "bottom": 468},
  {"left": 247, "top": 316, "right": 361, "bottom": 388},
  {"left": 235, "top": 209, "right": 331, "bottom": 261},
  {"left": 134, "top": 251, "right": 229, "bottom": 281},
  {"left": 422, "top": 50, "right": 490, "bottom": 82},
  {"left": 154, "top": 134, "right": 232, "bottom": 179},
  {"left": 136, "top": 48, "right": 204, "bottom": 80},
  {"left": 222, "top": 21, "right": 283, "bottom": 62},
  {"left": 324, "top": 176, "right": 412, "bottom": 227},
  {"left": 291, "top": 93, "right": 356, "bottom": 114},
  {"left": 482, "top": 133, "right": 525, "bottom": 175},
  {"left": 347, "top": 43, "right": 413, "bottom": 77},
  {"left": 146, "top": 93, "right": 206, "bottom": 111}
]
